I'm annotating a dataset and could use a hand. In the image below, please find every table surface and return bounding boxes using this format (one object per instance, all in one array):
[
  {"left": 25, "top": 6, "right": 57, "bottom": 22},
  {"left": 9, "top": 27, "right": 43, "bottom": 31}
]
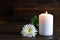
[{"left": 0, "top": 23, "right": 59, "bottom": 40}]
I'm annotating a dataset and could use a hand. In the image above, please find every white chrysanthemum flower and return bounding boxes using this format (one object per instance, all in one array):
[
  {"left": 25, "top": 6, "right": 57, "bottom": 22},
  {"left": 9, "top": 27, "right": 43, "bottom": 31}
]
[{"left": 21, "top": 24, "right": 37, "bottom": 37}]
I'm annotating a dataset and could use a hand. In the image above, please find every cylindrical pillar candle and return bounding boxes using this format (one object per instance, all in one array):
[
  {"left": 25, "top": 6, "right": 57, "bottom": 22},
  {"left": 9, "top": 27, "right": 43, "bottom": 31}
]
[{"left": 39, "top": 11, "right": 53, "bottom": 36}]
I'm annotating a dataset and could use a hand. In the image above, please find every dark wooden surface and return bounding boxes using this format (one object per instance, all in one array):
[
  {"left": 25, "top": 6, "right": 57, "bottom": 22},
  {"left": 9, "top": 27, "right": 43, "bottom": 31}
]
[{"left": 0, "top": 0, "right": 60, "bottom": 24}]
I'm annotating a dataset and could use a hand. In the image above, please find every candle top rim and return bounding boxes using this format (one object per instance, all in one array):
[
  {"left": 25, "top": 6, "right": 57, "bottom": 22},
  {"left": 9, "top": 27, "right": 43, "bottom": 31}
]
[{"left": 39, "top": 13, "right": 53, "bottom": 16}]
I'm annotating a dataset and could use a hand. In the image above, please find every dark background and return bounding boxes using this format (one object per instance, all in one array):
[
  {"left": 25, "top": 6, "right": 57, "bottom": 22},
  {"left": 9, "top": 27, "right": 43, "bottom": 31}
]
[{"left": 0, "top": 0, "right": 60, "bottom": 33}]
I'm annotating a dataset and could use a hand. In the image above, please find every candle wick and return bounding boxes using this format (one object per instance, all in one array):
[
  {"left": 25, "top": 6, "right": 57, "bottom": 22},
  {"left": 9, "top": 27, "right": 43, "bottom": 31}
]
[{"left": 46, "top": 11, "right": 48, "bottom": 14}]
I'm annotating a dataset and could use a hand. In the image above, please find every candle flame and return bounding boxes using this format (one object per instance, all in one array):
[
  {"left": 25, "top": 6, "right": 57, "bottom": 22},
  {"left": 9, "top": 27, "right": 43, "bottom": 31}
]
[{"left": 46, "top": 11, "right": 48, "bottom": 14}]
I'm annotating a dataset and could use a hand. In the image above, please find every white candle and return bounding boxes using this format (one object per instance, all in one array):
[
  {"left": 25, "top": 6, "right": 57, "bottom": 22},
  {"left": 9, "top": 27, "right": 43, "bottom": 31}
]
[{"left": 39, "top": 11, "right": 53, "bottom": 36}]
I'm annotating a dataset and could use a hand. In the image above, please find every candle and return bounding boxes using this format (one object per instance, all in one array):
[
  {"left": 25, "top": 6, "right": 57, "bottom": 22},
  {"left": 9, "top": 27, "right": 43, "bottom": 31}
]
[{"left": 39, "top": 11, "right": 53, "bottom": 36}]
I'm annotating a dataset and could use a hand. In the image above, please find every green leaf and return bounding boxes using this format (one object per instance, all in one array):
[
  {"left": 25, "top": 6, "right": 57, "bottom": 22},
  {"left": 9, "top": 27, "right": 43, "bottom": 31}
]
[{"left": 31, "top": 16, "right": 37, "bottom": 25}]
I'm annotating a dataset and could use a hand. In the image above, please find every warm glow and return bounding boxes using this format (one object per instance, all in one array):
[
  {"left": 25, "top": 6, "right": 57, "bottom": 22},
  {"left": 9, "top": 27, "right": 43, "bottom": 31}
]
[{"left": 46, "top": 11, "right": 48, "bottom": 14}]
